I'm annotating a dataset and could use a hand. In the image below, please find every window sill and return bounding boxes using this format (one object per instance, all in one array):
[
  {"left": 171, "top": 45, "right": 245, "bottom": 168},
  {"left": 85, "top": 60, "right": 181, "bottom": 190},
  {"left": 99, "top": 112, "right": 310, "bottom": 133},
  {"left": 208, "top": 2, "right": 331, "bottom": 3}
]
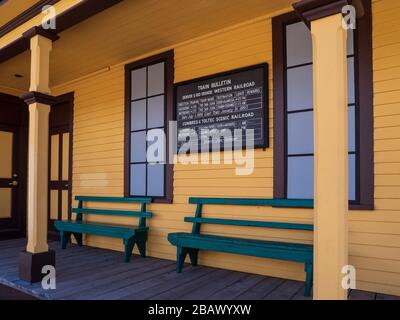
[
  {"left": 152, "top": 197, "right": 173, "bottom": 204},
  {"left": 349, "top": 203, "right": 374, "bottom": 211},
  {"left": 274, "top": 199, "right": 374, "bottom": 211}
]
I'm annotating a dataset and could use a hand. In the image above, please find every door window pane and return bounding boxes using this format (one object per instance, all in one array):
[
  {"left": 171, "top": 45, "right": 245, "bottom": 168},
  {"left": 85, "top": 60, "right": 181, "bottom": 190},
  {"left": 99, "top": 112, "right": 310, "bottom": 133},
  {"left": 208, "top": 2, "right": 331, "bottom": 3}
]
[
  {"left": 0, "top": 131, "right": 13, "bottom": 179},
  {"left": 50, "top": 190, "right": 58, "bottom": 220},
  {"left": 62, "top": 190, "right": 69, "bottom": 221},
  {"left": 50, "top": 134, "right": 59, "bottom": 181},
  {"left": 0, "top": 188, "right": 12, "bottom": 218},
  {"left": 62, "top": 133, "right": 70, "bottom": 181}
]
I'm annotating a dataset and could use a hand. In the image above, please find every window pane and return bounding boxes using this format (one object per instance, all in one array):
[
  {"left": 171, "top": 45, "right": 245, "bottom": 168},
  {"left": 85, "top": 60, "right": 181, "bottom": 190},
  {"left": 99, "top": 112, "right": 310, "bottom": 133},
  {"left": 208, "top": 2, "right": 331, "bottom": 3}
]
[
  {"left": 287, "top": 65, "right": 313, "bottom": 111},
  {"left": 286, "top": 22, "right": 312, "bottom": 67},
  {"left": 148, "top": 62, "right": 164, "bottom": 96},
  {"left": 349, "top": 153, "right": 356, "bottom": 201},
  {"left": 287, "top": 156, "right": 314, "bottom": 199},
  {"left": 347, "top": 28, "right": 354, "bottom": 56},
  {"left": 147, "top": 129, "right": 166, "bottom": 163},
  {"left": 130, "top": 164, "right": 146, "bottom": 196},
  {"left": 348, "top": 57, "right": 355, "bottom": 104},
  {"left": 131, "top": 131, "right": 147, "bottom": 163},
  {"left": 131, "top": 99, "right": 146, "bottom": 131},
  {"left": 348, "top": 106, "right": 356, "bottom": 153},
  {"left": 147, "top": 95, "right": 165, "bottom": 128},
  {"left": 131, "top": 67, "right": 147, "bottom": 100},
  {"left": 287, "top": 111, "right": 314, "bottom": 155},
  {"left": 147, "top": 164, "right": 164, "bottom": 197}
]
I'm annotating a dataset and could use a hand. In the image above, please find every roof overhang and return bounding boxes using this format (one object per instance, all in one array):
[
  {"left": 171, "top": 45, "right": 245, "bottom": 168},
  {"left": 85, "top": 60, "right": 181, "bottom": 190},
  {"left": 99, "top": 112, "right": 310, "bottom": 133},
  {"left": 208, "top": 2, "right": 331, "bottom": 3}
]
[{"left": 0, "top": 0, "right": 122, "bottom": 64}]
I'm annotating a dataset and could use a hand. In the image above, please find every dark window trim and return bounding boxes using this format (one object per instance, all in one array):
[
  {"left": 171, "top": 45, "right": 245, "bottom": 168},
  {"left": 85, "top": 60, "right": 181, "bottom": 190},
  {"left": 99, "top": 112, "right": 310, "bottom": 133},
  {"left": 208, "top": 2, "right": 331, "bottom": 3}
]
[
  {"left": 272, "top": 0, "right": 374, "bottom": 210},
  {"left": 124, "top": 50, "right": 174, "bottom": 204}
]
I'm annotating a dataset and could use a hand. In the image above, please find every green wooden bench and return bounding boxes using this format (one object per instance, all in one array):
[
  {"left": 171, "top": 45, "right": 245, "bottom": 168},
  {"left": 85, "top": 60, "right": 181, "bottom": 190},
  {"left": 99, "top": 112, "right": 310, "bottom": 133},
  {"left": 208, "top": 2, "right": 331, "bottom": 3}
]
[
  {"left": 167, "top": 197, "right": 314, "bottom": 296},
  {"left": 54, "top": 196, "right": 152, "bottom": 262}
]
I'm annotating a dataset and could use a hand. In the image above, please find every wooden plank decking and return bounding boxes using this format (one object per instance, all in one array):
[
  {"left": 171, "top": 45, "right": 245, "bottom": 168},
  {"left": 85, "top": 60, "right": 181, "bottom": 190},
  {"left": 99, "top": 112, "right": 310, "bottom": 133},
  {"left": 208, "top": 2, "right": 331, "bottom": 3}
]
[{"left": 0, "top": 238, "right": 398, "bottom": 300}]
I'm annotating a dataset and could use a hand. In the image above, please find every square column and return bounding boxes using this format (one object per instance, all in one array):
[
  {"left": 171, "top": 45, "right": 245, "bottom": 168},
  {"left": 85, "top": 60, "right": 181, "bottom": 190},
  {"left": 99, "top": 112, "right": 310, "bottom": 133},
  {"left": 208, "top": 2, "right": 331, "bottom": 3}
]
[
  {"left": 293, "top": 0, "right": 350, "bottom": 300},
  {"left": 19, "top": 27, "right": 58, "bottom": 283}
]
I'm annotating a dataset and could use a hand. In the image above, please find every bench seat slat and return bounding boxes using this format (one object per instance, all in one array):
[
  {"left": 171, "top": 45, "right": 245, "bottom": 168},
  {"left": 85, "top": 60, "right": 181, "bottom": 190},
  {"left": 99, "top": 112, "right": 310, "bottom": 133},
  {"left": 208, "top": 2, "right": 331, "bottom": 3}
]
[
  {"left": 55, "top": 220, "right": 148, "bottom": 239},
  {"left": 188, "top": 197, "right": 313, "bottom": 208},
  {"left": 168, "top": 233, "right": 312, "bottom": 263},
  {"left": 169, "top": 232, "right": 312, "bottom": 251},
  {"left": 184, "top": 217, "right": 313, "bottom": 231},
  {"left": 75, "top": 196, "right": 152, "bottom": 203},
  {"left": 71, "top": 208, "right": 152, "bottom": 218}
]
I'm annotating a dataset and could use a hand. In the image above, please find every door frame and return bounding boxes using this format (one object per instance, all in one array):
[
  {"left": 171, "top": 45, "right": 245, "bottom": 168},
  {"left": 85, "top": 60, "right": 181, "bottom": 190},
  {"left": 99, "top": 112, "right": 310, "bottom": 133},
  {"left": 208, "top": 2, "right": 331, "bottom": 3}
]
[
  {"left": 47, "top": 92, "right": 74, "bottom": 240},
  {"left": 0, "top": 93, "right": 28, "bottom": 240}
]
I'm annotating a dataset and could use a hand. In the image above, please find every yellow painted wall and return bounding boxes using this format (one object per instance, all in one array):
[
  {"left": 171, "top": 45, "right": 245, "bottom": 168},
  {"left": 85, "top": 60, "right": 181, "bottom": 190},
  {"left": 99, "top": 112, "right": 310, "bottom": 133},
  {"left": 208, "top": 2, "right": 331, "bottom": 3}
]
[{"left": 52, "top": 0, "right": 400, "bottom": 296}]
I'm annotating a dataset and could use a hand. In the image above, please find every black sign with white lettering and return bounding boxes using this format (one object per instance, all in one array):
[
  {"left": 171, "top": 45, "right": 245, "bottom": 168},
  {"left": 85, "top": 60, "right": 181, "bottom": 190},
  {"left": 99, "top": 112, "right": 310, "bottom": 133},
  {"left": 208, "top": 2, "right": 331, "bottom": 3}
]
[{"left": 175, "top": 64, "right": 268, "bottom": 152}]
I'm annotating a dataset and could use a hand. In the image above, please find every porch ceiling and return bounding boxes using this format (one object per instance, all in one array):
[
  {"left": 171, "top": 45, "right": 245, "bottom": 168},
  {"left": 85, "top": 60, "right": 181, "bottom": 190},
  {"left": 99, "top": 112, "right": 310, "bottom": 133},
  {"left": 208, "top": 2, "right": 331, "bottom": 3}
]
[
  {"left": 0, "top": 0, "right": 294, "bottom": 92},
  {"left": 0, "top": 0, "right": 42, "bottom": 28}
]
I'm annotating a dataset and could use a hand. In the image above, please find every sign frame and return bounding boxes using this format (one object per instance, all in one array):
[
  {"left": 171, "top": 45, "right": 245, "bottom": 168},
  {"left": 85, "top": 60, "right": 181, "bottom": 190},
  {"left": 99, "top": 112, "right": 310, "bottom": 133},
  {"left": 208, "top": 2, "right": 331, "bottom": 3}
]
[{"left": 174, "top": 63, "right": 269, "bottom": 152}]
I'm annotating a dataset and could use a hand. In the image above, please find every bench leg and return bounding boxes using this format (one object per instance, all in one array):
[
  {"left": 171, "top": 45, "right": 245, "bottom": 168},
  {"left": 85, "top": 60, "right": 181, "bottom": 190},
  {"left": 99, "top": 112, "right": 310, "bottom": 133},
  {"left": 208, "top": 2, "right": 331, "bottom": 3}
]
[
  {"left": 188, "top": 249, "right": 199, "bottom": 267},
  {"left": 176, "top": 247, "right": 188, "bottom": 273},
  {"left": 60, "top": 231, "right": 71, "bottom": 249},
  {"left": 136, "top": 241, "right": 146, "bottom": 258},
  {"left": 72, "top": 233, "right": 83, "bottom": 246},
  {"left": 304, "top": 263, "right": 313, "bottom": 297},
  {"left": 124, "top": 239, "right": 135, "bottom": 263}
]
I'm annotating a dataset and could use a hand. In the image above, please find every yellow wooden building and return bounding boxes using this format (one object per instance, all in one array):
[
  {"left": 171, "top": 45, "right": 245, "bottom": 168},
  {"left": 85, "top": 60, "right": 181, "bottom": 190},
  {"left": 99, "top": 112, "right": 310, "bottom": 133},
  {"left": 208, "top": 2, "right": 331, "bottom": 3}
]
[{"left": 0, "top": 0, "right": 399, "bottom": 300}]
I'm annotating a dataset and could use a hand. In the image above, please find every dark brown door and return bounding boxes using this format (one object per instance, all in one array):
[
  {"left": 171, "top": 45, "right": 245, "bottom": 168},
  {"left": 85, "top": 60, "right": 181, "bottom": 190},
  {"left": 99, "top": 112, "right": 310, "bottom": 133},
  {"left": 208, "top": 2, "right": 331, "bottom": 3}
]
[
  {"left": 48, "top": 93, "right": 73, "bottom": 239},
  {"left": 0, "top": 94, "right": 28, "bottom": 240}
]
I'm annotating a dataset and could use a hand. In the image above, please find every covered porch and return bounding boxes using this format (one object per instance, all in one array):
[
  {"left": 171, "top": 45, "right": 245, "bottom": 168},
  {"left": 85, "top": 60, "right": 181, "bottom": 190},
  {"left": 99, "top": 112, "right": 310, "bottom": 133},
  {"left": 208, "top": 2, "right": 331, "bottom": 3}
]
[{"left": 1, "top": 0, "right": 400, "bottom": 300}]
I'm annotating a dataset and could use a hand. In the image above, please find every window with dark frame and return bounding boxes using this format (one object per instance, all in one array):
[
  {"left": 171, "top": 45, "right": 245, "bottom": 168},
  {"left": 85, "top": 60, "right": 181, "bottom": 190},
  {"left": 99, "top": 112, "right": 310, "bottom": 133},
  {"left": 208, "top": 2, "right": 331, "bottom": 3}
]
[
  {"left": 124, "top": 51, "right": 174, "bottom": 202},
  {"left": 272, "top": 0, "right": 374, "bottom": 209}
]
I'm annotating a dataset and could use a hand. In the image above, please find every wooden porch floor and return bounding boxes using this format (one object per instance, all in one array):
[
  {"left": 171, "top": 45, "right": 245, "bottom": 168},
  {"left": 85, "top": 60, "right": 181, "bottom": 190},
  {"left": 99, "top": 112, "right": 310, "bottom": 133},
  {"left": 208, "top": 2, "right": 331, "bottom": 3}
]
[{"left": 0, "top": 238, "right": 398, "bottom": 300}]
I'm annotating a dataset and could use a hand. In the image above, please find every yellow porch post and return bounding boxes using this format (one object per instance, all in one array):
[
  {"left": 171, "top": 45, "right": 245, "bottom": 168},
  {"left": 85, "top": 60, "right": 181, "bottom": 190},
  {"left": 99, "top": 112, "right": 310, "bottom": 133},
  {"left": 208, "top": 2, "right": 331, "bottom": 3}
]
[
  {"left": 19, "top": 27, "right": 59, "bottom": 283},
  {"left": 311, "top": 13, "right": 348, "bottom": 300},
  {"left": 293, "top": 1, "right": 349, "bottom": 300}
]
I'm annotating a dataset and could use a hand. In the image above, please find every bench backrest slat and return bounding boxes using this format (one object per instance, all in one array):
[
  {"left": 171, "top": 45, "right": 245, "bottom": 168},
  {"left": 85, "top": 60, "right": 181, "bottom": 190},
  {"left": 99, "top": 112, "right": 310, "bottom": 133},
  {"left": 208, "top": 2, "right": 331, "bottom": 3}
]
[
  {"left": 185, "top": 197, "right": 313, "bottom": 234},
  {"left": 72, "top": 208, "right": 152, "bottom": 218},
  {"left": 71, "top": 196, "right": 152, "bottom": 226},
  {"left": 184, "top": 217, "right": 313, "bottom": 231},
  {"left": 189, "top": 197, "right": 313, "bottom": 208},
  {"left": 75, "top": 196, "right": 152, "bottom": 203}
]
